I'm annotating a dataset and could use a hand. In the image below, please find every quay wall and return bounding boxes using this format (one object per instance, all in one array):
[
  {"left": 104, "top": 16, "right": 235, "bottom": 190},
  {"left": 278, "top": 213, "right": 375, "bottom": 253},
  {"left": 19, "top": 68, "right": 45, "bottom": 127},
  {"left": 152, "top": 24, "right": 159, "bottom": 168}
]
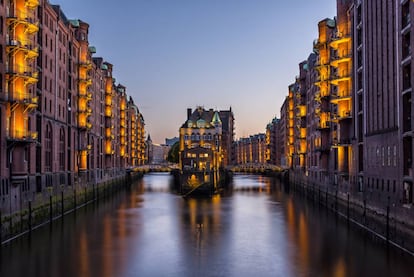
[
  {"left": 288, "top": 170, "right": 414, "bottom": 256},
  {"left": 0, "top": 171, "right": 143, "bottom": 245}
]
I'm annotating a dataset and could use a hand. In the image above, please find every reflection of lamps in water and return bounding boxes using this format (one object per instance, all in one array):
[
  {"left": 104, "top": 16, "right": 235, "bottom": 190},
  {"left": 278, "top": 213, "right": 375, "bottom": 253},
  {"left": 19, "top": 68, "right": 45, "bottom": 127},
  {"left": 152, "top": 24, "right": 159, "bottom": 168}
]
[{"left": 189, "top": 174, "right": 198, "bottom": 186}]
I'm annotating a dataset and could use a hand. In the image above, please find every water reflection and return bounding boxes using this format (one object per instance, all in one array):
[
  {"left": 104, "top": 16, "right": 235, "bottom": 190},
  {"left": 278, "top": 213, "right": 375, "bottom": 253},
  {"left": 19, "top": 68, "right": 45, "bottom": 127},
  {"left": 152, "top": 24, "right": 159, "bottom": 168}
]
[{"left": 1, "top": 173, "right": 414, "bottom": 277}]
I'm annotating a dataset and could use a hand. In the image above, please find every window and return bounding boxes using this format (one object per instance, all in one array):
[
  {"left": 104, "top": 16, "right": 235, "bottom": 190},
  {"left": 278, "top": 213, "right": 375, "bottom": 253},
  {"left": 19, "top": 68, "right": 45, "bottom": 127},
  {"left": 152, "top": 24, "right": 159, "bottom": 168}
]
[
  {"left": 59, "top": 128, "right": 65, "bottom": 171},
  {"left": 45, "top": 123, "right": 52, "bottom": 172},
  {"left": 387, "top": 146, "right": 391, "bottom": 166},
  {"left": 393, "top": 145, "right": 397, "bottom": 167}
]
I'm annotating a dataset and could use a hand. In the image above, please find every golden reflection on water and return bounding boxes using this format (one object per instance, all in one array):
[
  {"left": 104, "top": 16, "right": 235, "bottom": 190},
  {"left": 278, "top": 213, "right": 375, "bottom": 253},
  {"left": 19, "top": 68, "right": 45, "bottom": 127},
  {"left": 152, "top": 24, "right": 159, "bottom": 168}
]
[
  {"left": 298, "top": 212, "right": 309, "bottom": 271},
  {"left": 185, "top": 195, "right": 222, "bottom": 235},
  {"left": 285, "top": 197, "right": 312, "bottom": 275},
  {"left": 212, "top": 195, "right": 221, "bottom": 227},
  {"left": 117, "top": 203, "right": 127, "bottom": 274},
  {"left": 78, "top": 229, "right": 90, "bottom": 277},
  {"left": 102, "top": 215, "right": 113, "bottom": 277},
  {"left": 332, "top": 258, "right": 346, "bottom": 277}
]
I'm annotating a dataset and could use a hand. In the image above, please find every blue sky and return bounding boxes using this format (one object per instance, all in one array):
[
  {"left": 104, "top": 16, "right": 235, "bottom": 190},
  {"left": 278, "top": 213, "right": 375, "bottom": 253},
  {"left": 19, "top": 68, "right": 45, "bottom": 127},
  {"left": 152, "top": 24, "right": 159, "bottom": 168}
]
[{"left": 57, "top": 0, "right": 336, "bottom": 144}]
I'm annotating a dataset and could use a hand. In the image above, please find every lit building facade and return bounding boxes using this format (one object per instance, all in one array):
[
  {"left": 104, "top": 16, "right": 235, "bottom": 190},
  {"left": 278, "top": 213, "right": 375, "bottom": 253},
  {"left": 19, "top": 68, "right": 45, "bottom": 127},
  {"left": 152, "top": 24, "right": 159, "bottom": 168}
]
[
  {"left": 277, "top": 0, "right": 414, "bottom": 221},
  {"left": 179, "top": 107, "right": 226, "bottom": 188},
  {"left": 0, "top": 0, "right": 145, "bottom": 214},
  {"left": 265, "top": 117, "right": 280, "bottom": 165},
  {"left": 235, "top": 134, "right": 266, "bottom": 165}
]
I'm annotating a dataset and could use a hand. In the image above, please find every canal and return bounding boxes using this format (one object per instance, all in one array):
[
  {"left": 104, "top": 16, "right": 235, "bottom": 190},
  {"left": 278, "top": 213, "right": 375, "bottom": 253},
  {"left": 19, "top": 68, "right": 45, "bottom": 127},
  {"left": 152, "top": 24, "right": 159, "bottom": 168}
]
[{"left": 1, "top": 173, "right": 414, "bottom": 277}]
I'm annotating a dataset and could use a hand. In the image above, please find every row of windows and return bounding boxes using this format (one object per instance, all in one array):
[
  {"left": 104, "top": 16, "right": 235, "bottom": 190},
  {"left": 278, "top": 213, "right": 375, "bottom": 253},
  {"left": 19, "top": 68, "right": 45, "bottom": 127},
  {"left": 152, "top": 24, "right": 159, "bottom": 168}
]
[
  {"left": 44, "top": 75, "right": 70, "bottom": 102},
  {"left": 43, "top": 96, "right": 66, "bottom": 119},
  {"left": 367, "top": 145, "right": 398, "bottom": 168},
  {"left": 186, "top": 153, "right": 209, "bottom": 158},
  {"left": 184, "top": 134, "right": 215, "bottom": 141}
]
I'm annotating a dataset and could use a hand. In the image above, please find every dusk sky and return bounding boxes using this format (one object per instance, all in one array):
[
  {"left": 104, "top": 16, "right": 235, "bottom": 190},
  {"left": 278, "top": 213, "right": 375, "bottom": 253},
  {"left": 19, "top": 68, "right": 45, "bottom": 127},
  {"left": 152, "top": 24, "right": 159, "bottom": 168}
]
[{"left": 58, "top": 0, "right": 336, "bottom": 144}]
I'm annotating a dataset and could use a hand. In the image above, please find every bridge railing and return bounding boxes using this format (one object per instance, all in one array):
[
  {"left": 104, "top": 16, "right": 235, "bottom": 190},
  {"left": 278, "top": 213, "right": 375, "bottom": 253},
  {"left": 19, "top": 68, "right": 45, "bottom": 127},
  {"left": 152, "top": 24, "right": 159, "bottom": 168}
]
[{"left": 228, "top": 163, "right": 282, "bottom": 173}]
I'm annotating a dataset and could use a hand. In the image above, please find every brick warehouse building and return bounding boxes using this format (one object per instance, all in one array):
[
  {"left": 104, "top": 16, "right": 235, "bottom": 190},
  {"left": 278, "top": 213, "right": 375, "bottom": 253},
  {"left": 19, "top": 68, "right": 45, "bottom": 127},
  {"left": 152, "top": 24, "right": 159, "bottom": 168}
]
[
  {"left": 272, "top": 0, "right": 414, "bottom": 240},
  {"left": 0, "top": 0, "right": 146, "bottom": 214}
]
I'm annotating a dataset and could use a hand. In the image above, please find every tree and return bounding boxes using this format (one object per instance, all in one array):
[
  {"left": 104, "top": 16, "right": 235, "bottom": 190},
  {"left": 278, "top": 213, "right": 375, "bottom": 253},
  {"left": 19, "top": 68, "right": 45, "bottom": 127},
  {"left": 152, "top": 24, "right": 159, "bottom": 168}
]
[{"left": 167, "top": 141, "right": 179, "bottom": 163}]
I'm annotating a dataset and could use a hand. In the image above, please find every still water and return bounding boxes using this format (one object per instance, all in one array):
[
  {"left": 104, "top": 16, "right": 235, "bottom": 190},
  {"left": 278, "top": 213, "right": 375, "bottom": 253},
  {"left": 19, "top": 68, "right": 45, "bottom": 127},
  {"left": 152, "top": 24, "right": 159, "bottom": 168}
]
[{"left": 1, "top": 173, "right": 414, "bottom": 277}]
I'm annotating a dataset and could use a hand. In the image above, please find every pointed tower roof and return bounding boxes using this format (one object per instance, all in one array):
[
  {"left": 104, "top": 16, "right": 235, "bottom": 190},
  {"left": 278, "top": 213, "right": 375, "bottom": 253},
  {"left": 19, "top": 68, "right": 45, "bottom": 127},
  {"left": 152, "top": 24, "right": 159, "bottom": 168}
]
[{"left": 211, "top": 111, "right": 222, "bottom": 124}]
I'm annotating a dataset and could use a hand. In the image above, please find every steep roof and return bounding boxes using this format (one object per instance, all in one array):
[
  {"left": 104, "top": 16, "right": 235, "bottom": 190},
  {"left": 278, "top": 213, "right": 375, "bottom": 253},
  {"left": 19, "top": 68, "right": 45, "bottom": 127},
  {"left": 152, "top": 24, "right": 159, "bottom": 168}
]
[{"left": 181, "top": 107, "right": 220, "bottom": 129}]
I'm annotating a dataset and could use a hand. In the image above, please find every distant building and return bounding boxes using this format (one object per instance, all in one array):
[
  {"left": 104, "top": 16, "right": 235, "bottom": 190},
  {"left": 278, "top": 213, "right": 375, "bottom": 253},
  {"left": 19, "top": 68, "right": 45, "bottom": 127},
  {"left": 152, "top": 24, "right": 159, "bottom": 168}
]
[
  {"left": 165, "top": 137, "right": 179, "bottom": 147},
  {"left": 146, "top": 135, "right": 153, "bottom": 164},
  {"left": 266, "top": 117, "right": 280, "bottom": 165},
  {"left": 151, "top": 144, "right": 170, "bottom": 164},
  {"left": 235, "top": 134, "right": 266, "bottom": 165}
]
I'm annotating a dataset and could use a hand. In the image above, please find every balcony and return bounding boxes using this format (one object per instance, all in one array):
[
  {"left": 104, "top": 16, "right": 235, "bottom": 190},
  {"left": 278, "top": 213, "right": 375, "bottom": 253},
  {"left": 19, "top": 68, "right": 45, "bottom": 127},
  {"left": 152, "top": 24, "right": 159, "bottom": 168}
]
[
  {"left": 330, "top": 72, "right": 351, "bottom": 85},
  {"left": 0, "top": 92, "right": 38, "bottom": 106},
  {"left": 330, "top": 91, "right": 352, "bottom": 103},
  {"left": 338, "top": 110, "right": 352, "bottom": 120},
  {"left": 329, "top": 35, "right": 351, "bottom": 49},
  {"left": 26, "top": 0, "right": 40, "bottom": 8},
  {"left": 78, "top": 105, "right": 88, "bottom": 113},
  {"left": 79, "top": 61, "right": 92, "bottom": 70},
  {"left": 314, "top": 75, "right": 330, "bottom": 87},
  {"left": 6, "top": 65, "right": 38, "bottom": 83},
  {"left": 105, "top": 107, "right": 112, "bottom": 117},
  {"left": 7, "top": 130, "right": 38, "bottom": 143},
  {"left": 316, "top": 121, "right": 330, "bottom": 130},
  {"left": 78, "top": 121, "right": 92, "bottom": 131},
  {"left": 79, "top": 78, "right": 92, "bottom": 86},
  {"left": 296, "top": 105, "right": 306, "bottom": 118},
  {"left": 7, "top": 9, "right": 39, "bottom": 34},
  {"left": 6, "top": 39, "right": 38, "bottom": 59},
  {"left": 330, "top": 54, "right": 351, "bottom": 67}
]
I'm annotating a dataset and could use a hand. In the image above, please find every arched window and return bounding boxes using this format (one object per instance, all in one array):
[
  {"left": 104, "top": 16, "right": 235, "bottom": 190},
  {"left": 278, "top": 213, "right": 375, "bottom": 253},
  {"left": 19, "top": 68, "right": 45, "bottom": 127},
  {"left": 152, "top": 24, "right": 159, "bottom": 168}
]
[
  {"left": 45, "top": 123, "right": 52, "bottom": 172},
  {"left": 59, "top": 128, "right": 65, "bottom": 171}
]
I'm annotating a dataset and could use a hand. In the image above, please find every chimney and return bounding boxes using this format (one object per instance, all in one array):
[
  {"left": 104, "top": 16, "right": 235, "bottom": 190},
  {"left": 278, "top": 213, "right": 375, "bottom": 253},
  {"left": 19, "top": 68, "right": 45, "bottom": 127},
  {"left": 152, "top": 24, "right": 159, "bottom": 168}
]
[{"left": 187, "top": 108, "right": 192, "bottom": 120}]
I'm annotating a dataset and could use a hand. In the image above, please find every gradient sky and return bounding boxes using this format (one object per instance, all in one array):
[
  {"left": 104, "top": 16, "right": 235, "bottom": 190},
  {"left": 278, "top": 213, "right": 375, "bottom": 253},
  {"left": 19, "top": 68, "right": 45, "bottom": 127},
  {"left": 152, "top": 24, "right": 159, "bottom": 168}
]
[{"left": 58, "top": 0, "right": 336, "bottom": 144}]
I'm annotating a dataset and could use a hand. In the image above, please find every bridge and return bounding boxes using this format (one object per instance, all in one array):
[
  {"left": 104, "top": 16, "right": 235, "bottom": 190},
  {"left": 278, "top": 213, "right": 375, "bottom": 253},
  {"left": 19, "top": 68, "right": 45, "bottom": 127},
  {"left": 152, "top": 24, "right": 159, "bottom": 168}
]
[
  {"left": 130, "top": 163, "right": 283, "bottom": 174},
  {"left": 228, "top": 163, "right": 282, "bottom": 174},
  {"left": 129, "top": 164, "right": 179, "bottom": 173}
]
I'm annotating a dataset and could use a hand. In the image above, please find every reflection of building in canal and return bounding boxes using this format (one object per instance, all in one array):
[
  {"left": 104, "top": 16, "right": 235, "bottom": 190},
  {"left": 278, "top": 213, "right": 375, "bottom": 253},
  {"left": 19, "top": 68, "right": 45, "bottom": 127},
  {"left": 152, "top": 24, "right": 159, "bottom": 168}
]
[{"left": 182, "top": 196, "right": 222, "bottom": 233}]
